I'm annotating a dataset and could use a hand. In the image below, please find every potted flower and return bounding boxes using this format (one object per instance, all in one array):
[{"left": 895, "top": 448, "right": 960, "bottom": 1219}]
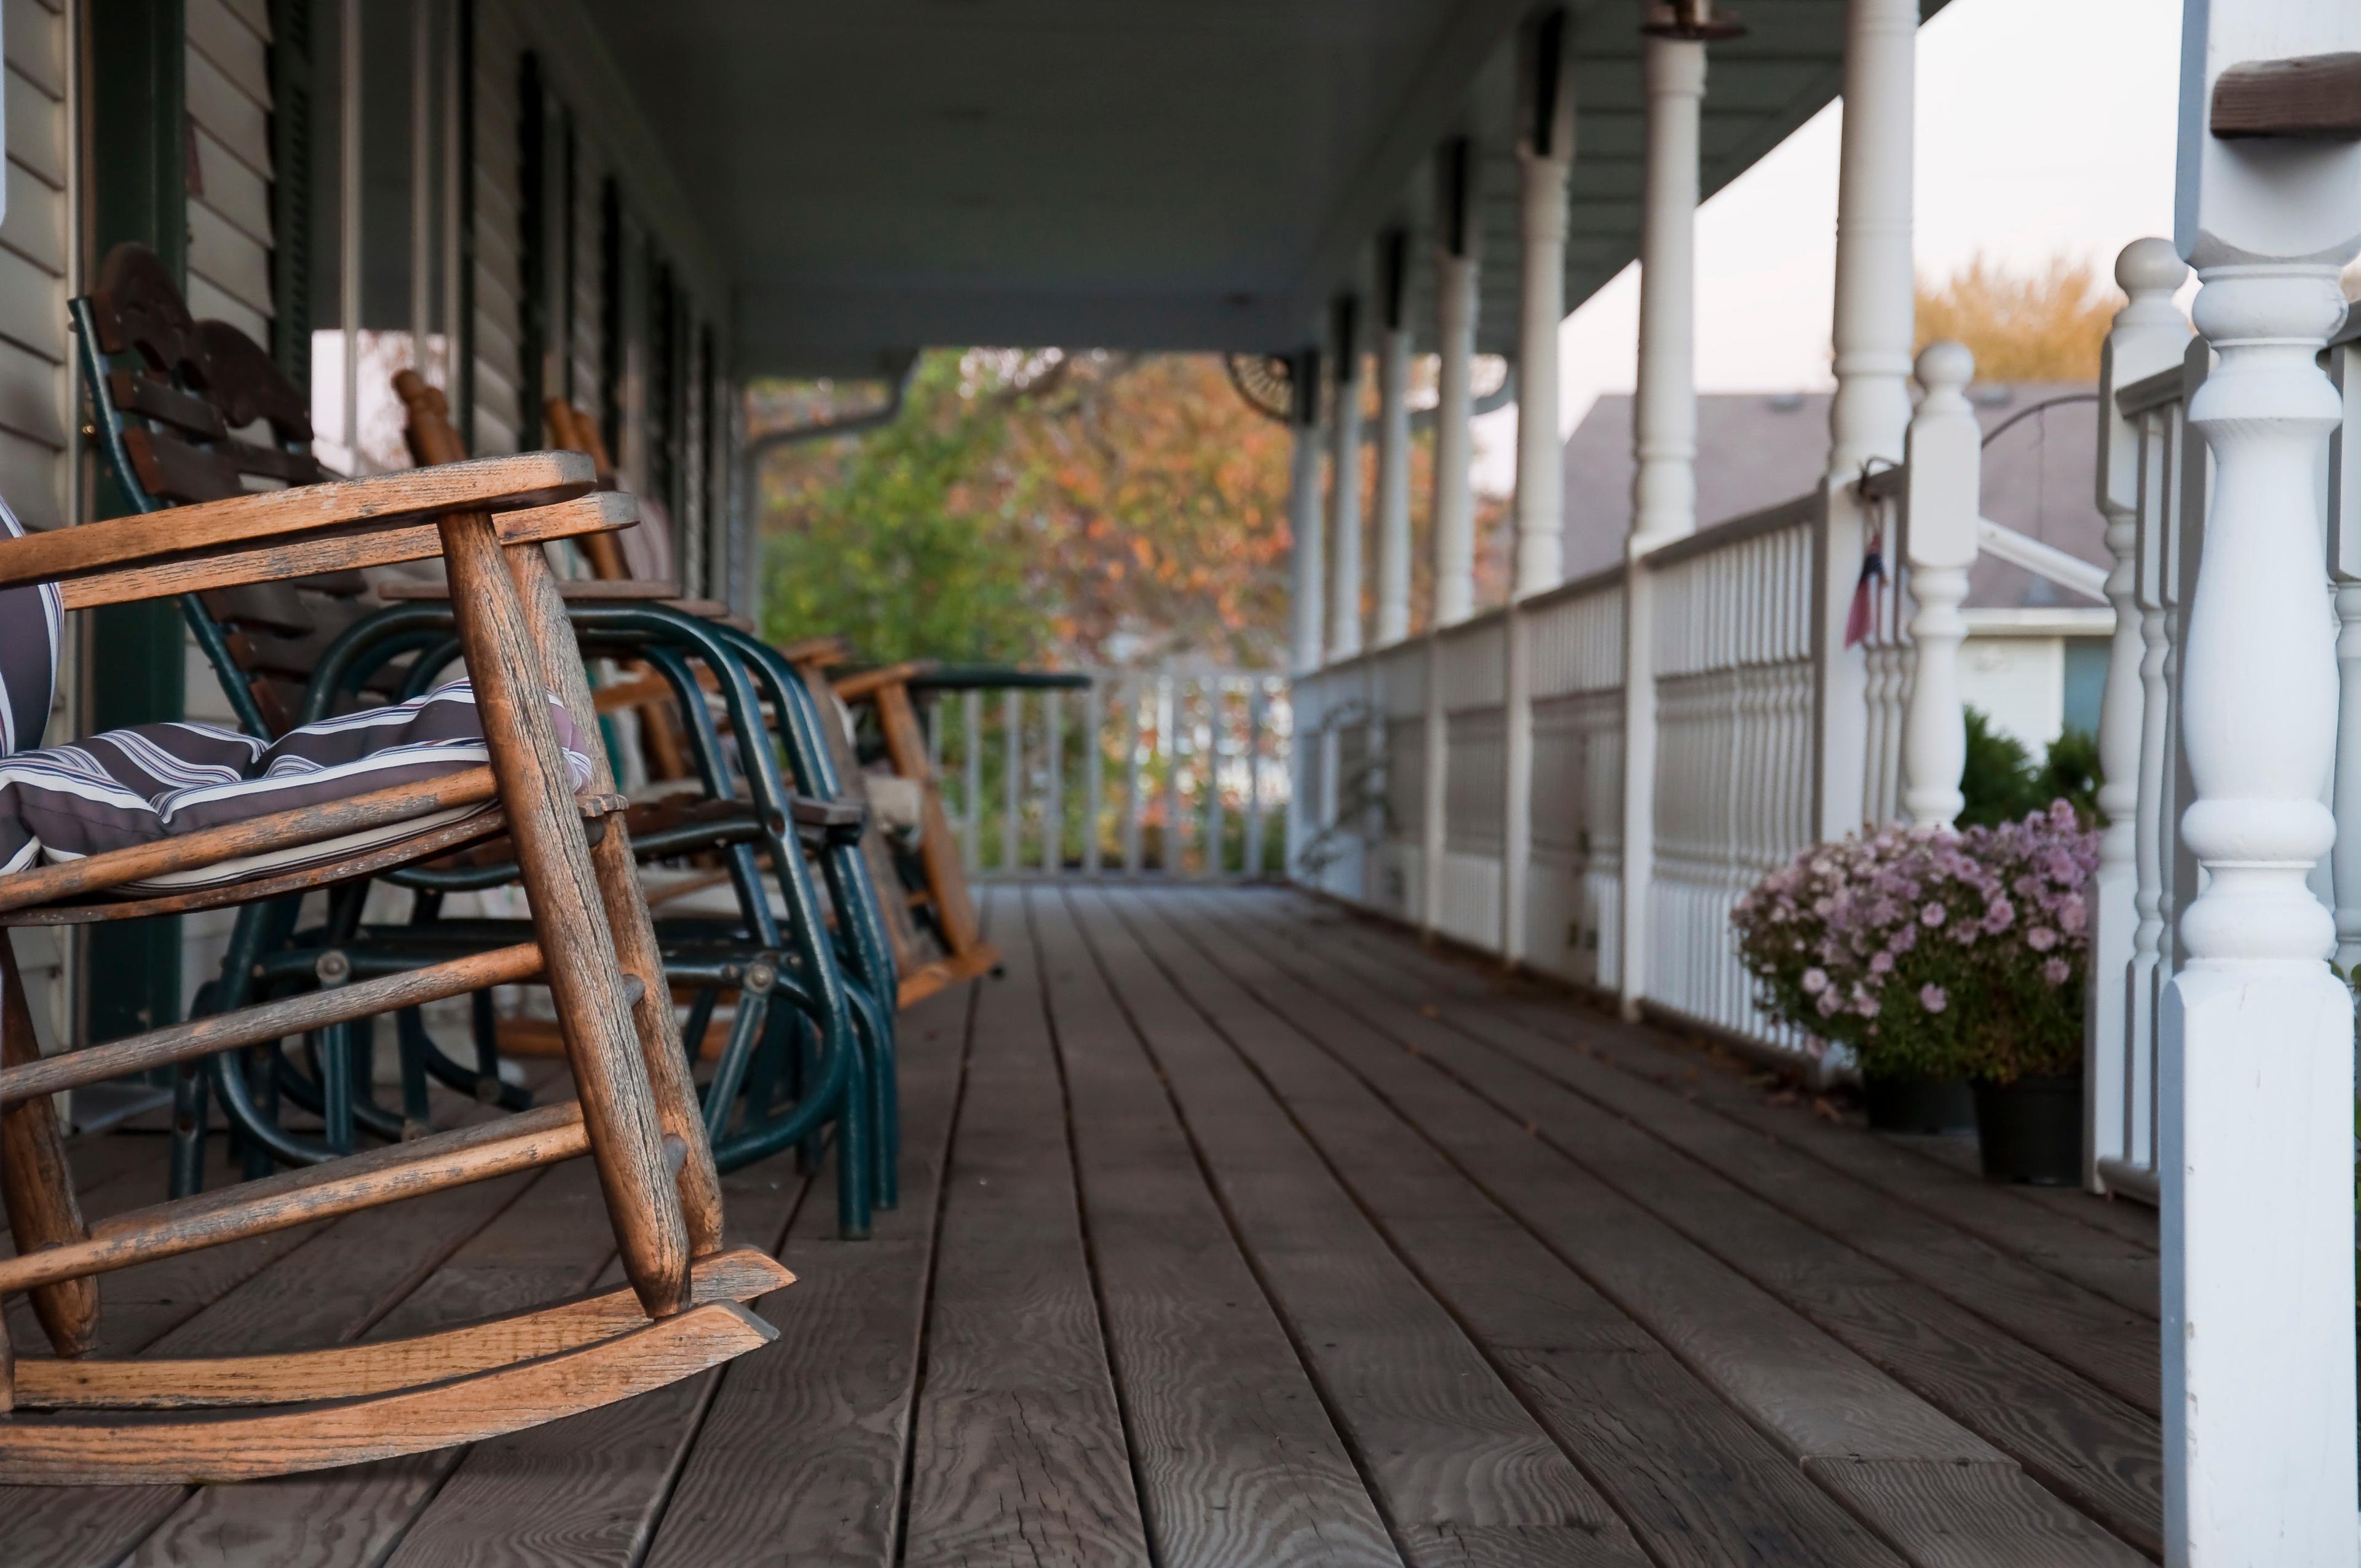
[
  {"left": 1733, "top": 800, "right": 2099, "bottom": 1180},
  {"left": 1944, "top": 801, "right": 2099, "bottom": 1185}
]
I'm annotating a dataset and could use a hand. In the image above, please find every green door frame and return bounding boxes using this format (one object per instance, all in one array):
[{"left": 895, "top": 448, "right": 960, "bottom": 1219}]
[{"left": 85, "top": 1, "right": 189, "bottom": 1042}]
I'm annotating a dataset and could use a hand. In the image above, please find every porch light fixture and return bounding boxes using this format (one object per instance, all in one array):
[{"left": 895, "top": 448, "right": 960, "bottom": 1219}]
[{"left": 1642, "top": 0, "right": 1746, "bottom": 42}]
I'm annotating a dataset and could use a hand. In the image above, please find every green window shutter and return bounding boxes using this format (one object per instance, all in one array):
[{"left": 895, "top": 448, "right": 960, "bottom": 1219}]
[
  {"left": 517, "top": 49, "right": 546, "bottom": 451},
  {"left": 267, "top": 0, "right": 313, "bottom": 393}
]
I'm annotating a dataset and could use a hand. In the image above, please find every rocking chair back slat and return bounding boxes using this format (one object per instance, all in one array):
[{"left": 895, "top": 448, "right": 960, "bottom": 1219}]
[{"left": 77, "top": 242, "right": 384, "bottom": 737}]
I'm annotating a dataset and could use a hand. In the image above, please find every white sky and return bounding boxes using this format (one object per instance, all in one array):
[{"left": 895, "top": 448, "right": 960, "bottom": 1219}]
[{"left": 1471, "top": 0, "right": 2186, "bottom": 492}]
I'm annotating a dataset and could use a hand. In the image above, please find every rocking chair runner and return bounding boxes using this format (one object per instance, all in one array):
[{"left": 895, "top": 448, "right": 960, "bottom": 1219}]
[{"left": 0, "top": 452, "right": 786, "bottom": 1483}]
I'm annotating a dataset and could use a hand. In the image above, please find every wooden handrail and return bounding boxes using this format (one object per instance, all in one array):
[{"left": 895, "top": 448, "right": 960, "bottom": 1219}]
[{"left": 0, "top": 451, "right": 594, "bottom": 590}]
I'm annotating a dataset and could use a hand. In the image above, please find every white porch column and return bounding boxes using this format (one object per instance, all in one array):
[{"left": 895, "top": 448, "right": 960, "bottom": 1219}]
[
  {"left": 1501, "top": 13, "right": 1573, "bottom": 967},
  {"left": 1375, "top": 233, "right": 1414, "bottom": 646},
  {"left": 1328, "top": 299, "right": 1366, "bottom": 663},
  {"left": 2089, "top": 239, "right": 2189, "bottom": 1189},
  {"left": 1512, "top": 65, "right": 1572, "bottom": 596},
  {"left": 1425, "top": 141, "right": 1479, "bottom": 938},
  {"left": 1897, "top": 341, "right": 1976, "bottom": 828},
  {"left": 2165, "top": 9, "right": 2361, "bottom": 1561},
  {"left": 1433, "top": 141, "right": 1481, "bottom": 628},
  {"left": 1286, "top": 348, "right": 1326, "bottom": 675},
  {"left": 1618, "top": 33, "right": 1705, "bottom": 1016},
  {"left": 1814, "top": 0, "right": 1916, "bottom": 839}
]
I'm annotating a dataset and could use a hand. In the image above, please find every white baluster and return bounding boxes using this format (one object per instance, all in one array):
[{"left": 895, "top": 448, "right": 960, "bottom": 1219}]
[
  {"left": 1083, "top": 675, "right": 1105, "bottom": 877},
  {"left": 2090, "top": 240, "right": 2191, "bottom": 1188},
  {"left": 1246, "top": 680, "right": 1267, "bottom": 879},
  {"left": 2163, "top": 6, "right": 2361, "bottom": 1553},
  {"left": 1122, "top": 676, "right": 1144, "bottom": 874},
  {"left": 1002, "top": 687, "right": 1021, "bottom": 873},
  {"left": 962, "top": 686, "right": 983, "bottom": 874},
  {"left": 1899, "top": 341, "right": 1978, "bottom": 828}
]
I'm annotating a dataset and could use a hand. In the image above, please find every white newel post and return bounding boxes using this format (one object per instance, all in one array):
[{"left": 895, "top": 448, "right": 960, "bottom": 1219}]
[
  {"left": 1619, "top": 31, "right": 1704, "bottom": 1017},
  {"left": 1815, "top": 0, "right": 1916, "bottom": 840},
  {"left": 2165, "top": 6, "right": 2361, "bottom": 1559},
  {"left": 1503, "top": 13, "right": 1572, "bottom": 965},
  {"left": 1329, "top": 298, "right": 1366, "bottom": 663},
  {"left": 1375, "top": 232, "right": 1414, "bottom": 647},
  {"left": 1426, "top": 141, "right": 1479, "bottom": 936},
  {"left": 2090, "top": 239, "right": 2191, "bottom": 1189},
  {"left": 1897, "top": 341, "right": 1976, "bottom": 828}
]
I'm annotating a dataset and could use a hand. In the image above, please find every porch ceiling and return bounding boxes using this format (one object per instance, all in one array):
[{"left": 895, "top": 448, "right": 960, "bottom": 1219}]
[{"left": 579, "top": 0, "right": 1945, "bottom": 377}]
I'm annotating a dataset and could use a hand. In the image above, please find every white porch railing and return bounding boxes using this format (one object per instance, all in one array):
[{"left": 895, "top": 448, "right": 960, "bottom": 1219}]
[
  {"left": 1291, "top": 483, "right": 1895, "bottom": 1063},
  {"left": 930, "top": 668, "right": 1292, "bottom": 881},
  {"left": 1290, "top": 239, "right": 2361, "bottom": 1211}
]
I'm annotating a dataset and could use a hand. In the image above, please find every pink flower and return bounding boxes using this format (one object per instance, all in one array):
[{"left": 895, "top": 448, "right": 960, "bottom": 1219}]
[
  {"left": 1801, "top": 968, "right": 1829, "bottom": 995},
  {"left": 1816, "top": 990, "right": 1843, "bottom": 1018},
  {"left": 1854, "top": 993, "right": 1881, "bottom": 1018},
  {"left": 1919, "top": 983, "right": 1948, "bottom": 1014},
  {"left": 2057, "top": 895, "right": 2087, "bottom": 935},
  {"left": 1921, "top": 902, "right": 1947, "bottom": 927},
  {"left": 1982, "top": 898, "right": 2014, "bottom": 932},
  {"left": 2041, "top": 957, "right": 2071, "bottom": 986},
  {"left": 1869, "top": 950, "right": 1894, "bottom": 975},
  {"left": 2027, "top": 927, "right": 2057, "bottom": 953}
]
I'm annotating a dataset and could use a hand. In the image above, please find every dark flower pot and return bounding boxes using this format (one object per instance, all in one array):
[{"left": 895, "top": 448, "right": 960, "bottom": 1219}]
[
  {"left": 1861, "top": 1074, "right": 1977, "bottom": 1135},
  {"left": 1972, "top": 1075, "right": 2084, "bottom": 1186}
]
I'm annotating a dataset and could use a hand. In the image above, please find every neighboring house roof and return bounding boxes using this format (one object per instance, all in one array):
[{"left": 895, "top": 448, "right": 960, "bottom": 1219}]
[{"left": 1558, "top": 384, "right": 2109, "bottom": 611}]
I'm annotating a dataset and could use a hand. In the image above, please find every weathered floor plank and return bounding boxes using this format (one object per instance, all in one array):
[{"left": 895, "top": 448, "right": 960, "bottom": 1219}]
[
  {"left": 898, "top": 889, "right": 1156, "bottom": 1568},
  {"left": 1069, "top": 885, "right": 1654, "bottom": 1568},
  {"left": 641, "top": 972, "right": 977, "bottom": 1567},
  {"left": 1030, "top": 887, "right": 1403, "bottom": 1568},
  {"left": 1166, "top": 889, "right": 2151, "bottom": 1568},
  {"left": 1234, "top": 899, "right": 2163, "bottom": 1412},
  {"left": 1291, "top": 890, "right": 2162, "bottom": 1264},
  {"left": 1082, "top": 887, "right": 1904, "bottom": 1568}
]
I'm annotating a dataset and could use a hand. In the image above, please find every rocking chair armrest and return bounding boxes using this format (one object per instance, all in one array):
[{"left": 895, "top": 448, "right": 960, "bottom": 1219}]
[
  {"left": 0, "top": 451, "right": 597, "bottom": 596},
  {"left": 20, "top": 491, "right": 638, "bottom": 612}
]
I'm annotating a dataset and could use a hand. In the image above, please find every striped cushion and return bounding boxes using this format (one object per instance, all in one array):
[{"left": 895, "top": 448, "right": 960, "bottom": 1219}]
[
  {"left": 0, "top": 494, "right": 63, "bottom": 756},
  {"left": 0, "top": 681, "right": 593, "bottom": 894}
]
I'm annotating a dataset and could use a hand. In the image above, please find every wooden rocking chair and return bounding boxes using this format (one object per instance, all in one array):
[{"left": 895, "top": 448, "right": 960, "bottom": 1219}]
[
  {"left": 0, "top": 451, "right": 786, "bottom": 1483},
  {"left": 66, "top": 247, "right": 885, "bottom": 1236}
]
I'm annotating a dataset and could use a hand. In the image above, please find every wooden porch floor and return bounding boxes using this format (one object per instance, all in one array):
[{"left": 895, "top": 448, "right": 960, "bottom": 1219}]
[{"left": 2, "top": 885, "right": 2162, "bottom": 1567}]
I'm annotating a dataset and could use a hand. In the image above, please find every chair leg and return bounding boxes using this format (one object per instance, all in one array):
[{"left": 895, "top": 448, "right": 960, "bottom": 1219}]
[
  {"left": 503, "top": 539, "right": 726, "bottom": 1257},
  {"left": 440, "top": 510, "right": 689, "bottom": 1319},
  {"left": 0, "top": 935, "right": 99, "bottom": 1357}
]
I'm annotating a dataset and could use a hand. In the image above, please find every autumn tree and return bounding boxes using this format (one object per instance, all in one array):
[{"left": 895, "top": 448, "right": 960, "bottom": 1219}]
[{"left": 1913, "top": 255, "right": 2120, "bottom": 381}]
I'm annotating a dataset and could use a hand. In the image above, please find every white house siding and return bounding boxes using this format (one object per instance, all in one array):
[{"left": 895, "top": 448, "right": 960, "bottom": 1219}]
[{"left": 1, "top": 0, "right": 75, "bottom": 1045}]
